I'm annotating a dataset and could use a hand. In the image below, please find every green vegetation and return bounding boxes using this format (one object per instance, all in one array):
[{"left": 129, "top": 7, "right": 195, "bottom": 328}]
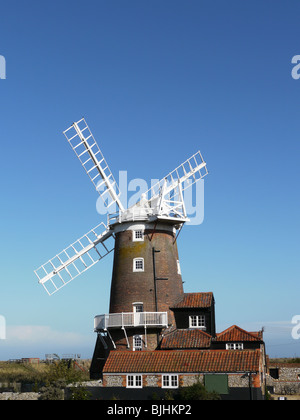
[
  {"left": 269, "top": 357, "right": 300, "bottom": 364},
  {"left": 0, "top": 360, "right": 90, "bottom": 399},
  {"left": 68, "top": 385, "right": 92, "bottom": 401},
  {"left": 287, "top": 358, "right": 300, "bottom": 364},
  {"left": 39, "top": 360, "right": 90, "bottom": 400},
  {"left": 177, "top": 382, "right": 221, "bottom": 400},
  {"left": 45, "top": 360, "right": 89, "bottom": 384},
  {"left": 0, "top": 361, "right": 48, "bottom": 386},
  {"left": 152, "top": 382, "right": 220, "bottom": 401}
]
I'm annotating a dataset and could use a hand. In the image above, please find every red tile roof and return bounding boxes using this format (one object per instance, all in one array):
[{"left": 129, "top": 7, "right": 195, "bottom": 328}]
[
  {"left": 214, "top": 325, "right": 262, "bottom": 342},
  {"left": 160, "top": 329, "right": 211, "bottom": 349},
  {"left": 103, "top": 349, "right": 261, "bottom": 374},
  {"left": 171, "top": 292, "right": 214, "bottom": 309}
]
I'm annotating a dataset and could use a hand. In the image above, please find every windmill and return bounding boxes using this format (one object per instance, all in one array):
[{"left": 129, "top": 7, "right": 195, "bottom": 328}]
[{"left": 34, "top": 118, "right": 208, "bottom": 375}]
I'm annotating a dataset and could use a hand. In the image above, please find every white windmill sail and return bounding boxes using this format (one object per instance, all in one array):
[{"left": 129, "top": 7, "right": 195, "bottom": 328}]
[
  {"left": 34, "top": 223, "right": 114, "bottom": 296},
  {"left": 147, "top": 150, "right": 208, "bottom": 220},
  {"left": 109, "top": 151, "right": 208, "bottom": 224},
  {"left": 63, "top": 118, "right": 125, "bottom": 212}
]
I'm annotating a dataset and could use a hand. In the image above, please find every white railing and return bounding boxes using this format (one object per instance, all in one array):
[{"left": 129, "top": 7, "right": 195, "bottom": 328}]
[
  {"left": 94, "top": 312, "right": 168, "bottom": 331},
  {"left": 108, "top": 206, "right": 154, "bottom": 225}
]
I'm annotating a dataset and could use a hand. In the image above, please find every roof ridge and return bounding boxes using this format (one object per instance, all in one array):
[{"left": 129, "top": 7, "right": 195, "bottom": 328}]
[
  {"left": 215, "top": 325, "right": 262, "bottom": 341},
  {"left": 169, "top": 328, "right": 212, "bottom": 337},
  {"left": 106, "top": 348, "right": 260, "bottom": 355}
]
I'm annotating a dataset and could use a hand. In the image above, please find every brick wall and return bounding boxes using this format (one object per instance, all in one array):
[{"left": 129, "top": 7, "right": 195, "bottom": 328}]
[
  {"left": 267, "top": 364, "right": 300, "bottom": 395},
  {"left": 103, "top": 373, "right": 259, "bottom": 389}
]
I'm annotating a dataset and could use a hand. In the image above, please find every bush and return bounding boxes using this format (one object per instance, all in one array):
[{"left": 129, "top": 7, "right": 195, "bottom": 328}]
[
  {"left": 39, "top": 379, "right": 66, "bottom": 400},
  {"left": 38, "top": 361, "right": 89, "bottom": 400},
  {"left": 68, "top": 385, "right": 92, "bottom": 401},
  {"left": 46, "top": 360, "right": 87, "bottom": 384},
  {"left": 177, "top": 382, "right": 220, "bottom": 400}
]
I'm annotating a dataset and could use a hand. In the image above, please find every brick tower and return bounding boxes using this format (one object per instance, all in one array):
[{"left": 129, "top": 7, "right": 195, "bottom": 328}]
[
  {"left": 90, "top": 220, "right": 185, "bottom": 377},
  {"left": 108, "top": 221, "right": 184, "bottom": 350}
]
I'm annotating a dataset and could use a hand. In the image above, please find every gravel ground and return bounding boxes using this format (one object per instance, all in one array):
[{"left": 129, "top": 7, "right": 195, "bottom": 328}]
[{"left": 0, "top": 392, "right": 40, "bottom": 400}]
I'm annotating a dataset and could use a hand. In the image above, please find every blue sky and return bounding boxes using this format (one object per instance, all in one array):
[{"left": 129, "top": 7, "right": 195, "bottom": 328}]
[{"left": 0, "top": 0, "right": 299, "bottom": 359}]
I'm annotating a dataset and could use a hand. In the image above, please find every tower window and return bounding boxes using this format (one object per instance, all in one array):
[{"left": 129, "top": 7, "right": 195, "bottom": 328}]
[
  {"left": 177, "top": 260, "right": 181, "bottom": 275},
  {"left": 133, "top": 335, "right": 143, "bottom": 351},
  {"left": 133, "top": 258, "right": 144, "bottom": 272},
  {"left": 133, "top": 303, "right": 144, "bottom": 313},
  {"left": 133, "top": 230, "right": 144, "bottom": 241}
]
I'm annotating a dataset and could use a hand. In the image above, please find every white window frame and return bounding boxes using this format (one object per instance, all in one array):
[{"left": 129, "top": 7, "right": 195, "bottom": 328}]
[
  {"left": 133, "top": 230, "right": 144, "bottom": 242},
  {"left": 127, "top": 375, "right": 143, "bottom": 388},
  {"left": 133, "top": 258, "right": 144, "bottom": 272},
  {"left": 226, "top": 343, "right": 244, "bottom": 350},
  {"left": 162, "top": 374, "right": 179, "bottom": 389},
  {"left": 177, "top": 260, "right": 181, "bottom": 275},
  {"left": 189, "top": 315, "right": 205, "bottom": 329},
  {"left": 133, "top": 302, "right": 144, "bottom": 313},
  {"left": 133, "top": 334, "right": 143, "bottom": 351}
]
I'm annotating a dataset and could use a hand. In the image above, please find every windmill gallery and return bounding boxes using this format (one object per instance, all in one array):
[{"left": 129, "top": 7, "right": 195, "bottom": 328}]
[{"left": 35, "top": 118, "right": 268, "bottom": 400}]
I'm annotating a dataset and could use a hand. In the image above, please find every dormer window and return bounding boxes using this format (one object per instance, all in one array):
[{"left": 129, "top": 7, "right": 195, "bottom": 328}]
[
  {"left": 226, "top": 343, "right": 244, "bottom": 350},
  {"left": 189, "top": 315, "right": 205, "bottom": 329}
]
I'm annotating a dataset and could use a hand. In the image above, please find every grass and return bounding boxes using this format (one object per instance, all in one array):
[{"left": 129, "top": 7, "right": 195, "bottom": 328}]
[
  {"left": 0, "top": 360, "right": 90, "bottom": 388},
  {"left": 269, "top": 358, "right": 300, "bottom": 364},
  {"left": 0, "top": 362, "right": 48, "bottom": 385}
]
